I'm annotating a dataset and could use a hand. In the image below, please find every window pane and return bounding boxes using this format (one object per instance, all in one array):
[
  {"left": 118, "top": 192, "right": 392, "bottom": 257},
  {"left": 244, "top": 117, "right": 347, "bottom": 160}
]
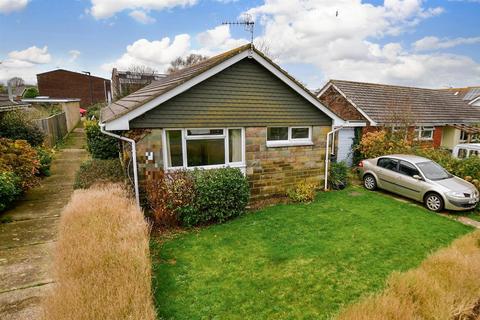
[
  {"left": 267, "top": 127, "right": 288, "bottom": 141},
  {"left": 291, "top": 127, "right": 309, "bottom": 139},
  {"left": 377, "top": 158, "right": 398, "bottom": 171},
  {"left": 166, "top": 130, "right": 183, "bottom": 167},
  {"left": 187, "top": 139, "right": 225, "bottom": 166},
  {"left": 187, "top": 129, "right": 223, "bottom": 136},
  {"left": 229, "top": 129, "right": 242, "bottom": 163},
  {"left": 420, "top": 128, "right": 433, "bottom": 139},
  {"left": 398, "top": 161, "right": 419, "bottom": 177}
]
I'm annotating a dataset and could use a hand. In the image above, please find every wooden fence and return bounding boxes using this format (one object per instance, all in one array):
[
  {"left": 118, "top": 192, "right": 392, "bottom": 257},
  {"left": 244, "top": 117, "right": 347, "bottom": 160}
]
[{"left": 35, "top": 112, "right": 68, "bottom": 147}]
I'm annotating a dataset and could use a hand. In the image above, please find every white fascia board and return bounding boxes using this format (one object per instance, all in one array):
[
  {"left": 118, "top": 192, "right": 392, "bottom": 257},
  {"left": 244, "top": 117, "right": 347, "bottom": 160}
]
[
  {"left": 329, "top": 83, "right": 377, "bottom": 126},
  {"left": 316, "top": 82, "right": 332, "bottom": 98},
  {"left": 250, "top": 52, "right": 345, "bottom": 127},
  {"left": 105, "top": 50, "right": 251, "bottom": 130},
  {"left": 105, "top": 49, "right": 346, "bottom": 130}
]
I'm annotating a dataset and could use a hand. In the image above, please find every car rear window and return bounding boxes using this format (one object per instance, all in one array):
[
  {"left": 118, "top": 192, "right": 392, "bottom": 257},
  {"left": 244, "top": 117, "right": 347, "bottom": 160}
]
[{"left": 377, "top": 158, "right": 398, "bottom": 171}]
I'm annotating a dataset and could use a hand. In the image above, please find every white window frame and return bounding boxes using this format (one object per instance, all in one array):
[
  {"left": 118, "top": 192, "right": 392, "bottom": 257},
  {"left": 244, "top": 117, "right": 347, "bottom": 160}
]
[
  {"left": 162, "top": 128, "right": 246, "bottom": 171},
  {"left": 266, "top": 126, "right": 313, "bottom": 147},
  {"left": 414, "top": 126, "right": 434, "bottom": 141}
]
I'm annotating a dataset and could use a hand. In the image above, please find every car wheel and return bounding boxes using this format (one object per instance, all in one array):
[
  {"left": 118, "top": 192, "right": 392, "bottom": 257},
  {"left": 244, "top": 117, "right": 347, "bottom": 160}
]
[
  {"left": 424, "top": 193, "right": 444, "bottom": 212},
  {"left": 363, "top": 174, "right": 377, "bottom": 191}
]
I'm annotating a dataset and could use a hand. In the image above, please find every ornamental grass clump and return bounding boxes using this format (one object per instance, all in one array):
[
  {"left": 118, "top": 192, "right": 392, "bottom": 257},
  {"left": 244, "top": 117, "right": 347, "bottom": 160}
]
[
  {"left": 336, "top": 230, "right": 480, "bottom": 320},
  {"left": 42, "top": 184, "right": 156, "bottom": 320}
]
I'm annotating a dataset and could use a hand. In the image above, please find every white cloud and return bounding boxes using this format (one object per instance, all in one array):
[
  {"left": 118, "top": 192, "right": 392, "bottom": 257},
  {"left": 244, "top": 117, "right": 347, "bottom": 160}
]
[
  {"left": 0, "top": 45, "right": 52, "bottom": 83},
  {"left": 129, "top": 10, "right": 156, "bottom": 24},
  {"left": 89, "top": 0, "right": 197, "bottom": 19},
  {"left": 8, "top": 46, "right": 51, "bottom": 64},
  {"left": 102, "top": 34, "right": 191, "bottom": 72},
  {"left": 69, "top": 50, "right": 81, "bottom": 62},
  {"left": 0, "top": 0, "right": 28, "bottom": 14},
  {"left": 242, "top": 0, "right": 480, "bottom": 88},
  {"left": 413, "top": 36, "right": 480, "bottom": 51},
  {"left": 102, "top": 25, "right": 247, "bottom": 72}
]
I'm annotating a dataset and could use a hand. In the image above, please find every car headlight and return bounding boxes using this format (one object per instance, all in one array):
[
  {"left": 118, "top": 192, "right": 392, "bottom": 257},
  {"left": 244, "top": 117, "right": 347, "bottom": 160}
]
[{"left": 446, "top": 191, "right": 466, "bottom": 198}]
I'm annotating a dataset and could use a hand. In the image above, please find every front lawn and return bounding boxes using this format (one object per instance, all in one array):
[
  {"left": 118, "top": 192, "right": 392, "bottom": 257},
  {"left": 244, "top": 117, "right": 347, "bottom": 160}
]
[{"left": 151, "top": 187, "right": 472, "bottom": 319}]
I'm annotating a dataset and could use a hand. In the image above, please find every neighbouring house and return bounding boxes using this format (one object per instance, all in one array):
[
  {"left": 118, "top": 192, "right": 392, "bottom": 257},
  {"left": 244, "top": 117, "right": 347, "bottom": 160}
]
[
  {"left": 317, "top": 80, "right": 480, "bottom": 164},
  {"left": 101, "top": 44, "right": 350, "bottom": 202},
  {"left": 111, "top": 68, "right": 166, "bottom": 101},
  {"left": 0, "top": 94, "right": 29, "bottom": 112},
  {"left": 444, "top": 86, "right": 480, "bottom": 107},
  {"left": 37, "top": 69, "right": 111, "bottom": 108}
]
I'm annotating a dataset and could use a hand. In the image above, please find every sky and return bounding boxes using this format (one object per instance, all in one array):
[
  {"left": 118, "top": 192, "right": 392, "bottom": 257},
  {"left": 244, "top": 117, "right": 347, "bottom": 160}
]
[{"left": 0, "top": 0, "right": 479, "bottom": 90}]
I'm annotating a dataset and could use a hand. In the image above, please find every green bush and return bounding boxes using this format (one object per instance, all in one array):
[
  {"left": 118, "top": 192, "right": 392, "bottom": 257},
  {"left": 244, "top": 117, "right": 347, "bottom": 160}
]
[
  {"left": 286, "top": 181, "right": 317, "bottom": 203},
  {"left": 0, "top": 171, "right": 21, "bottom": 212},
  {"left": 0, "top": 111, "right": 45, "bottom": 147},
  {"left": 74, "top": 159, "right": 125, "bottom": 189},
  {"left": 86, "top": 103, "right": 104, "bottom": 119},
  {"left": 35, "top": 146, "right": 54, "bottom": 176},
  {"left": 145, "top": 168, "right": 250, "bottom": 227},
  {"left": 183, "top": 168, "right": 250, "bottom": 226},
  {"left": 329, "top": 161, "right": 349, "bottom": 190},
  {"left": 84, "top": 120, "right": 119, "bottom": 159},
  {"left": 23, "top": 87, "right": 38, "bottom": 98}
]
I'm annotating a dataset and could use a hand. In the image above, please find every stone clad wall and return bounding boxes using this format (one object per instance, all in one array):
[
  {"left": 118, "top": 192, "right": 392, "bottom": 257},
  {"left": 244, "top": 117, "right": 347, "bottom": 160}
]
[
  {"left": 132, "top": 126, "right": 329, "bottom": 201},
  {"left": 245, "top": 126, "right": 329, "bottom": 201}
]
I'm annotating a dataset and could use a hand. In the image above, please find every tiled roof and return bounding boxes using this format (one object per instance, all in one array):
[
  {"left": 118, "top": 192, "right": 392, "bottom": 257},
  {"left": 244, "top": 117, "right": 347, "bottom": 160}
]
[
  {"left": 101, "top": 44, "right": 324, "bottom": 124},
  {"left": 0, "top": 94, "right": 29, "bottom": 111},
  {"left": 443, "top": 87, "right": 480, "bottom": 102},
  {"left": 330, "top": 80, "right": 480, "bottom": 125}
]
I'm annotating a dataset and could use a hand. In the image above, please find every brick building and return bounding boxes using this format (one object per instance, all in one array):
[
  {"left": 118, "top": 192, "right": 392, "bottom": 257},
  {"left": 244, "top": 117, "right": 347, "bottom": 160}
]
[{"left": 37, "top": 69, "right": 111, "bottom": 108}]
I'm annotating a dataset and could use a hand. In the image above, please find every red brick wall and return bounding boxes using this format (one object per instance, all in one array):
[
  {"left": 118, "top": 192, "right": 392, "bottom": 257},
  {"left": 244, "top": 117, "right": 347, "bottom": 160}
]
[
  {"left": 361, "top": 125, "right": 443, "bottom": 148},
  {"left": 37, "top": 70, "right": 111, "bottom": 108},
  {"left": 318, "top": 86, "right": 366, "bottom": 121}
]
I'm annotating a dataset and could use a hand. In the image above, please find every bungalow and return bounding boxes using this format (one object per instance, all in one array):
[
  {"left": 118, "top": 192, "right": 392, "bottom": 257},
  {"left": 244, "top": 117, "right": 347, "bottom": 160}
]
[
  {"left": 100, "top": 44, "right": 350, "bottom": 203},
  {"left": 317, "top": 80, "right": 480, "bottom": 165}
]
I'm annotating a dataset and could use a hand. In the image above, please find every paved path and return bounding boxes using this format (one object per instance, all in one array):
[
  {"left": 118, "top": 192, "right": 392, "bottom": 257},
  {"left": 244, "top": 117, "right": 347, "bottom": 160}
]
[{"left": 0, "top": 127, "right": 87, "bottom": 320}]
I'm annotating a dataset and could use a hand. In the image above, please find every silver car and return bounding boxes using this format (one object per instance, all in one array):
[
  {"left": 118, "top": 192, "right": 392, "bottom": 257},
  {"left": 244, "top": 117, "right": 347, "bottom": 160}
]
[{"left": 359, "top": 154, "right": 479, "bottom": 212}]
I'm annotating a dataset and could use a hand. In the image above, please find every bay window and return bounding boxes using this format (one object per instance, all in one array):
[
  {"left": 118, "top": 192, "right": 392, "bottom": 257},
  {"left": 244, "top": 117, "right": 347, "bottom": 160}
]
[
  {"left": 163, "top": 128, "right": 244, "bottom": 169},
  {"left": 267, "top": 126, "right": 312, "bottom": 147}
]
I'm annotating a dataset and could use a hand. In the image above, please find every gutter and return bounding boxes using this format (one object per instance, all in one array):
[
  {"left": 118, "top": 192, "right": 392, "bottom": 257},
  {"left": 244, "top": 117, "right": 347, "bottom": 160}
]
[
  {"left": 99, "top": 123, "right": 140, "bottom": 207},
  {"left": 324, "top": 126, "right": 344, "bottom": 191}
]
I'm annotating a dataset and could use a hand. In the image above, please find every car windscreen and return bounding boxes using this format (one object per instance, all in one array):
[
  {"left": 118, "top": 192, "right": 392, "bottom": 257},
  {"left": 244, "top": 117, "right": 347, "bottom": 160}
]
[{"left": 416, "top": 161, "right": 452, "bottom": 180}]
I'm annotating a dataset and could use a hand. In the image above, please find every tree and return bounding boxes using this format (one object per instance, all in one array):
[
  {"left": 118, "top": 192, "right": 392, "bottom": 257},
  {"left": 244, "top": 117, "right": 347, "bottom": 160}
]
[
  {"left": 8, "top": 77, "right": 25, "bottom": 88},
  {"left": 23, "top": 87, "right": 39, "bottom": 98},
  {"left": 167, "top": 54, "right": 208, "bottom": 74}
]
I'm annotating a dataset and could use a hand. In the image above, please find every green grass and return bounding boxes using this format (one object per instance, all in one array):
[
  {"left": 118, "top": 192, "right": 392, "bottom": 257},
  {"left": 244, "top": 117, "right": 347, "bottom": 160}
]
[
  {"left": 460, "top": 210, "right": 480, "bottom": 222},
  {"left": 151, "top": 187, "right": 472, "bottom": 319}
]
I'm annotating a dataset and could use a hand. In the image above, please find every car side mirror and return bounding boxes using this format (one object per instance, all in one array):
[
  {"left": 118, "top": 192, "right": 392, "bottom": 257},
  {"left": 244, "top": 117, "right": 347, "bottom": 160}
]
[{"left": 413, "top": 174, "right": 422, "bottom": 180}]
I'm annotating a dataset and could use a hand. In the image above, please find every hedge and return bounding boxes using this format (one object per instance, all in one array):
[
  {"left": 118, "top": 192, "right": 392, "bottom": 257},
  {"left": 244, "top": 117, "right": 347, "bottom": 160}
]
[{"left": 84, "top": 120, "right": 119, "bottom": 159}]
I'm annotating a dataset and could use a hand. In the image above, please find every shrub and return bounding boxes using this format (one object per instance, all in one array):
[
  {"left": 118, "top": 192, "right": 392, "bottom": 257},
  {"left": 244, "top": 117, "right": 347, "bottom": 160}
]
[
  {"left": 42, "top": 184, "right": 156, "bottom": 320},
  {"left": 84, "top": 120, "right": 119, "bottom": 159},
  {"left": 86, "top": 103, "right": 105, "bottom": 119},
  {"left": 74, "top": 159, "right": 125, "bottom": 189},
  {"left": 287, "top": 181, "right": 317, "bottom": 203},
  {"left": 0, "top": 138, "right": 40, "bottom": 191},
  {"left": 145, "top": 168, "right": 250, "bottom": 227},
  {"left": 0, "top": 111, "right": 45, "bottom": 147},
  {"left": 144, "top": 170, "right": 195, "bottom": 227},
  {"left": 187, "top": 168, "right": 250, "bottom": 226},
  {"left": 0, "top": 172, "right": 21, "bottom": 212},
  {"left": 35, "top": 146, "right": 54, "bottom": 176},
  {"left": 23, "top": 87, "right": 38, "bottom": 98},
  {"left": 337, "top": 230, "right": 480, "bottom": 320},
  {"left": 329, "top": 161, "right": 349, "bottom": 190}
]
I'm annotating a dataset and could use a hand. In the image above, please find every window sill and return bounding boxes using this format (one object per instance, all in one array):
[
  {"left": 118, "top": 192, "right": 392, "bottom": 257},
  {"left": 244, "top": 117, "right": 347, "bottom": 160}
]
[{"left": 266, "top": 141, "right": 314, "bottom": 148}]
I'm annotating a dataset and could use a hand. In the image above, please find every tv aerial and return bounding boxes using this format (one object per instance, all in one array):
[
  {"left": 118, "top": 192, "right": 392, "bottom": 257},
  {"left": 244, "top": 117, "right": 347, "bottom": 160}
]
[{"left": 222, "top": 13, "right": 255, "bottom": 44}]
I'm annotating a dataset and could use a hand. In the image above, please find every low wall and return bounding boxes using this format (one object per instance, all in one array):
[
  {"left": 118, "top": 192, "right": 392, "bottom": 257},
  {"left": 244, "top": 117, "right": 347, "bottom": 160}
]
[
  {"left": 35, "top": 112, "right": 68, "bottom": 147},
  {"left": 61, "top": 101, "right": 80, "bottom": 132}
]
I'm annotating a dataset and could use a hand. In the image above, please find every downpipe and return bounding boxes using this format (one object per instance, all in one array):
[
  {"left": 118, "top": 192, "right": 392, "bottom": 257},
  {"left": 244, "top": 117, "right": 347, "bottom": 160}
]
[
  {"left": 324, "top": 126, "right": 344, "bottom": 191},
  {"left": 99, "top": 123, "right": 140, "bottom": 207}
]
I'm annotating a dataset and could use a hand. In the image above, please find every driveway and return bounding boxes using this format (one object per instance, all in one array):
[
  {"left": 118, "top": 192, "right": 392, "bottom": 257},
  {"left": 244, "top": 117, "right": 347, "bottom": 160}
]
[{"left": 0, "top": 127, "right": 88, "bottom": 320}]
